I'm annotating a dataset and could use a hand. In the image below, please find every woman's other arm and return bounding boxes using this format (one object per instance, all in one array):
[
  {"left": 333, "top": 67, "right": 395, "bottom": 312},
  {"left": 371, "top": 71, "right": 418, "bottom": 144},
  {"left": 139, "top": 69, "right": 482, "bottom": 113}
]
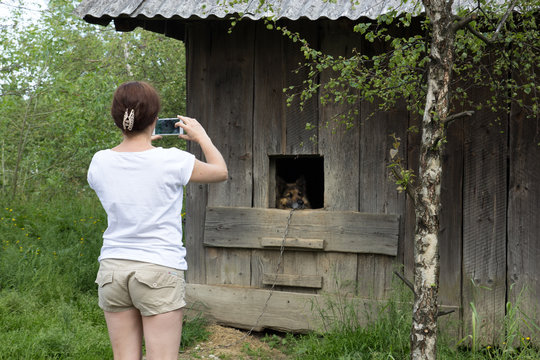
[{"left": 176, "top": 115, "right": 228, "bottom": 183}]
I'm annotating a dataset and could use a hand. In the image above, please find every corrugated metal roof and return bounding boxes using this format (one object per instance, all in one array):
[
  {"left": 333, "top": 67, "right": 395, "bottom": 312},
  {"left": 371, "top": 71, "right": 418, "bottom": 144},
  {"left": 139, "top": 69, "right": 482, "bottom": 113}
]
[{"left": 74, "top": 0, "right": 482, "bottom": 22}]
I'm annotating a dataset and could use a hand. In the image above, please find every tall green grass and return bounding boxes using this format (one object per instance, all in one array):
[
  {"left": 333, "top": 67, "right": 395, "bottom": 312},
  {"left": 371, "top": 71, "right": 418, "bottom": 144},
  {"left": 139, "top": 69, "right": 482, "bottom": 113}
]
[
  {"left": 277, "top": 277, "right": 540, "bottom": 360},
  {"left": 0, "top": 193, "right": 207, "bottom": 359}
]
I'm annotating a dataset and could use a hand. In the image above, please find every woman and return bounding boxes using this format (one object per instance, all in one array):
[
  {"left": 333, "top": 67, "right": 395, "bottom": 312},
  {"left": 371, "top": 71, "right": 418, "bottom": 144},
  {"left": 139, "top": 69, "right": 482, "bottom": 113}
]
[{"left": 87, "top": 81, "right": 227, "bottom": 360}]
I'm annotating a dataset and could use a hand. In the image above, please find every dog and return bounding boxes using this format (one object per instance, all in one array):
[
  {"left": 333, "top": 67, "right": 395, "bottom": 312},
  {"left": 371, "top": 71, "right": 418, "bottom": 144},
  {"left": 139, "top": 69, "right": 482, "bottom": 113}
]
[{"left": 276, "top": 176, "right": 311, "bottom": 210}]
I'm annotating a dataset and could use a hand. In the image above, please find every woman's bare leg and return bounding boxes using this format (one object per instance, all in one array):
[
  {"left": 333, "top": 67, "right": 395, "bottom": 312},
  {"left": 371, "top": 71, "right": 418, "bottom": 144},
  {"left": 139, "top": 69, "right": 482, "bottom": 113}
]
[
  {"left": 104, "top": 309, "right": 143, "bottom": 360},
  {"left": 142, "top": 308, "right": 183, "bottom": 360}
]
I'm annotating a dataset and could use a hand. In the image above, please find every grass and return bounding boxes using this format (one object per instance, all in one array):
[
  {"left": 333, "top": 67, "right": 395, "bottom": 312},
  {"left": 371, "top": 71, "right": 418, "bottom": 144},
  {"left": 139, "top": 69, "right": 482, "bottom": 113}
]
[
  {"left": 0, "top": 193, "right": 207, "bottom": 359},
  {"left": 260, "top": 280, "right": 540, "bottom": 360}
]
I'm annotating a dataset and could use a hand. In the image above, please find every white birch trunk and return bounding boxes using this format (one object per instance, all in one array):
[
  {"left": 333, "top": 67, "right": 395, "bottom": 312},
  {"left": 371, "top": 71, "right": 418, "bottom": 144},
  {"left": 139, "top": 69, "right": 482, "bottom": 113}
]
[{"left": 411, "top": 0, "right": 455, "bottom": 359}]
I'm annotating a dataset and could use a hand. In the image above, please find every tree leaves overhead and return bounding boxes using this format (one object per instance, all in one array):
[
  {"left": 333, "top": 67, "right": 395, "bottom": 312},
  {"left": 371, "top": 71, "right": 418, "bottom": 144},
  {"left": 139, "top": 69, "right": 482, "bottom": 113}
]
[
  {"left": 272, "top": 0, "right": 539, "bottom": 124},
  {"left": 0, "top": 0, "right": 186, "bottom": 199}
]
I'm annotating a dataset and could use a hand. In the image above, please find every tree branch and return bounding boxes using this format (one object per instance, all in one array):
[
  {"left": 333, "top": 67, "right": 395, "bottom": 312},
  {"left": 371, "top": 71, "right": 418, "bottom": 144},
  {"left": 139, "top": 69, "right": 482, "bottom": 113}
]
[
  {"left": 390, "top": 166, "right": 417, "bottom": 205},
  {"left": 393, "top": 271, "right": 414, "bottom": 294},
  {"left": 443, "top": 110, "right": 475, "bottom": 125},
  {"left": 461, "top": 0, "right": 518, "bottom": 46},
  {"left": 493, "top": 0, "right": 518, "bottom": 39},
  {"left": 393, "top": 271, "right": 455, "bottom": 318},
  {"left": 466, "top": 23, "right": 494, "bottom": 45},
  {"left": 437, "top": 309, "right": 456, "bottom": 318},
  {"left": 451, "top": 13, "right": 477, "bottom": 33}
]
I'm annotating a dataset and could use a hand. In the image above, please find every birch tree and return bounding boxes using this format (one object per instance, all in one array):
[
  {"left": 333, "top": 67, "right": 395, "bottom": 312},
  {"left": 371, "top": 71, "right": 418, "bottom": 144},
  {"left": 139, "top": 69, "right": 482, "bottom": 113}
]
[{"left": 409, "top": 0, "right": 454, "bottom": 357}]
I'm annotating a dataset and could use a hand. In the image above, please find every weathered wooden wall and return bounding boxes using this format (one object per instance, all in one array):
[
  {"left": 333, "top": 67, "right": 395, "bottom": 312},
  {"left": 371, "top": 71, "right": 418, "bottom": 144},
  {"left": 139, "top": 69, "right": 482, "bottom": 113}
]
[{"left": 184, "top": 18, "right": 539, "bottom": 340}]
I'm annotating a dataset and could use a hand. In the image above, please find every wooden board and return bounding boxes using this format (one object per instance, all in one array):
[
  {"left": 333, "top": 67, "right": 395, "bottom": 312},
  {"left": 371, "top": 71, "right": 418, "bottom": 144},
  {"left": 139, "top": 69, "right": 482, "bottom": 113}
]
[
  {"left": 250, "top": 249, "right": 281, "bottom": 289},
  {"left": 315, "top": 18, "right": 362, "bottom": 295},
  {"left": 507, "top": 86, "right": 540, "bottom": 341},
  {"left": 262, "top": 273, "right": 323, "bottom": 288},
  {"left": 185, "top": 22, "right": 211, "bottom": 284},
  {"left": 318, "top": 18, "right": 361, "bottom": 211},
  {"left": 403, "top": 113, "right": 420, "bottom": 281},
  {"left": 202, "top": 21, "right": 255, "bottom": 286},
  {"left": 204, "top": 21, "right": 253, "bottom": 207},
  {"left": 184, "top": 283, "right": 354, "bottom": 332},
  {"left": 282, "top": 251, "right": 319, "bottom": 294},
  {"left": 317, "top": 252, "right": 359, "bottom": 294},
  {"left": 204, "top": 207, "right": 399, "bottom": 256},
  {"left": 359, "top": 97, "right": 408, "bottom": 299},
  {"left": 282, "top": 19, "right": 319, "bottom": 155},
  {"left": 253, "top": 22, "right": 285, "bottom": 208},
  {"left": 261, "top": 237, "right": 325, "bottom": 250},
  {"left": 438, "top": 117, "right": 464, "bottom": 309},
  {"left": 185, "top": 283, "right": 459, "bottom": 333},
  {"left": 462, "top": 94, "right": 507, "bottom": 343}
]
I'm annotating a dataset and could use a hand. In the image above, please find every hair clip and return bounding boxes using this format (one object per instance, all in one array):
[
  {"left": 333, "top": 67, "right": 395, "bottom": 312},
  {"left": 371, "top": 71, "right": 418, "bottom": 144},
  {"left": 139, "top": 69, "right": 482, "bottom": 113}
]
[{"left": 123, "top": 108, "right": 135, "bottom": 131}]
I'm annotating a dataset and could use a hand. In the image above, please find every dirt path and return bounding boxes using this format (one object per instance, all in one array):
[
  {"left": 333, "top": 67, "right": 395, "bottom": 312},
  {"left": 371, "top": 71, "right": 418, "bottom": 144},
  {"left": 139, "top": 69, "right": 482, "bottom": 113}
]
[{"left": 178, "top": 324, "right": 289, "bottom": 359}]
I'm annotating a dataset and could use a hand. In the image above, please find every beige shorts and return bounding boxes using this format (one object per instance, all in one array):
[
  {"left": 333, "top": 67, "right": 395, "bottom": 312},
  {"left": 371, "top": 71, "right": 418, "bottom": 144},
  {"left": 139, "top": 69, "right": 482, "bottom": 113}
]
[{"left": 95, "top": 259, "right": 186, "bottom": 316}]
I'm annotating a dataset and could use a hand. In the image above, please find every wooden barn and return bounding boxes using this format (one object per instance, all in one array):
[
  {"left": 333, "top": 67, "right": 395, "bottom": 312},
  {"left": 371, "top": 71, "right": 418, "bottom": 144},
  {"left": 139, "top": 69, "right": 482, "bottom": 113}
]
[{"left": 75, "top": 0, "right": 539, "bottom": 342}]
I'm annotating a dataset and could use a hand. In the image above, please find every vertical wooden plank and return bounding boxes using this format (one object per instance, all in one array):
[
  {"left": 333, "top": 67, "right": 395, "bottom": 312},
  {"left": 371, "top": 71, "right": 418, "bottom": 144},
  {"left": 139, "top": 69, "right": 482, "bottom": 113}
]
[
  {"left": 404, "top": 114, "right": 420, "bottom": 281},
  {"left": 205, "top": 21, "right": 253, "bottom": 207},
  {"left": 185, "top": 22, "right": 211, "bottom": 284},
  {"left": 206, "top": 247, "right": 252, "bottom": 285},
  {"left": 282, "top": 251, "right": 318, "bottom": 294},
  {"left": 283, "top": 19, "right": 319, "bottom": 155},
  {"left": 317, "top": 18, "right": 360, "bottom": 295},
  {"left": 508, "top": 86, "right": 540, "bottom": 341},
  {"left": 251, "top": 249, "right": 281, "bottom": 288},
  {"left": 253, "top": 23, "right": 284, "bottom": 208},
  {"left": 437, "top": 117, "right": 464, "bottom": 339},
  {"left": 203, "top": 20, "right": 255, "bottom": 287},
  {"left": 251, "top": 23, "right": 286, "bottom": 289},
  {"left": 358, "top": 98, "right": 408, "bottom": 299},
  {"left": 318, "top": 252, "right": 358, "bottom": 294},
  {"left": 359, "top": 100, "right": 407, "bottom": 220},
  {"left": 358, "top": 34, "right": 407, "bottom": 300},
  {"left": 438, "top": 106, "right": 464, "bottom": 310},
  {"left": 318, "top": 19, "right": 361, "bottom": 211},
  {"left": 462, "top": 94, "right": 507, "bottom": 343}
]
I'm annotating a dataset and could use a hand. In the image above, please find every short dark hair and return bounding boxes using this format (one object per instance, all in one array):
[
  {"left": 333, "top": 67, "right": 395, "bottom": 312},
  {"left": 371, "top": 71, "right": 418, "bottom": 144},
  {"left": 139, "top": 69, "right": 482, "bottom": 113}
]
[{"left": 111, "top": 81, "right": 161, "bottom": 134}]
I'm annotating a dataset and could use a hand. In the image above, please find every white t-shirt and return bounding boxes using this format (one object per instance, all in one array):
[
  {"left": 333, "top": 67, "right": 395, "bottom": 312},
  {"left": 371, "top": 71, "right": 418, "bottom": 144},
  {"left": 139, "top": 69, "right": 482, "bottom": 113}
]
[{"left": 87, "top": 147, "right": 195, "bottom": 270}]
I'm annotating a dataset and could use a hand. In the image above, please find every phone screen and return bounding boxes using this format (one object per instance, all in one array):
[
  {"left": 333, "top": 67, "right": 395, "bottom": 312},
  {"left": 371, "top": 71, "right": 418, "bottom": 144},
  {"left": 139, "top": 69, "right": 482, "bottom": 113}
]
[{"left": 154, "top": 118, "right": 183, "bottom": 136}]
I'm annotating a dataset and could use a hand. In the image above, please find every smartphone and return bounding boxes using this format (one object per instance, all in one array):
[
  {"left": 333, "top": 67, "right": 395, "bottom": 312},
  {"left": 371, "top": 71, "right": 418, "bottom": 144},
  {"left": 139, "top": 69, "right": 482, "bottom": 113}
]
[{"left": 153, "top": 118, "right": 184, "bottom": 136}]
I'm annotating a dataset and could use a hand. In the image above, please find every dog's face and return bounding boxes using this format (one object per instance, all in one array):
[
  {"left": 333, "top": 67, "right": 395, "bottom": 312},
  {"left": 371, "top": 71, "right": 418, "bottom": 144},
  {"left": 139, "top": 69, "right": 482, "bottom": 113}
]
[{"left": 277, "top": 176, "right": 311, "bottom": 210}]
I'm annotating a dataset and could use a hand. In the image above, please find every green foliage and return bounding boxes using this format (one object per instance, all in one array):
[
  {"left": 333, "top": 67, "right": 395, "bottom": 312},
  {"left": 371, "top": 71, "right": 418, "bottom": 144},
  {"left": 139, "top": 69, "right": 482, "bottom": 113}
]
[
  {"left": 181, "top": 313, "right": 211, "bottom": 351},
  {"left": 0, "top": 194, "right": 108, "bottom": 358},
  {"left": 457, "top": 282, "right": 540, "bottom": 360},
  {"left": 453, "top": 0, "right": 540, "bottom": 119},
  {"left": 388, "top": 133, "right": 415, "bottom": 194},
  {"left": 0, "top": 2, "right": 196, "bottom": 357},
  {"left": 0, "top": 0, "right": 186, "bottom": 200},
  {"left": 240, "top": 0, "right": 539, "bottom": 130}
]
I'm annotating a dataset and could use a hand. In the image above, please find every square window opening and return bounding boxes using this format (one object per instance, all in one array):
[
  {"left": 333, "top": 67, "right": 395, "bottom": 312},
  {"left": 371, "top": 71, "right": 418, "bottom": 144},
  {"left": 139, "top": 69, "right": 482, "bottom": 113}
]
[{"left": 269, "top": 155, "right": 324, "bottom": 209}]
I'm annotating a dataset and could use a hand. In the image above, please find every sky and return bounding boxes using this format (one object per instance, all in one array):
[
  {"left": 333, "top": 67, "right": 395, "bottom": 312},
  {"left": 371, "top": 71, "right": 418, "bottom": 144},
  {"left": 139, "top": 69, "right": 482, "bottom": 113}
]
[{"left": 0, "top": 0, "right": 47, "bottom": 25}]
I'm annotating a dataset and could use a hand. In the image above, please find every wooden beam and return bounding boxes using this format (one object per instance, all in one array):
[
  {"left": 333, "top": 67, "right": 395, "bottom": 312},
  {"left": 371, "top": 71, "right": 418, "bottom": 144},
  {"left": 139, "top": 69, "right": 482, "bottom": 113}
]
[
  {"left": 262, "top": 273, "right": 323, "bottom": 288},
  {"left": 185, "top": 283, "right": 366, "bottom": 332},
  {"left": 261, "top": 237, "right": 325, "bottom": 250},
  {"left": 184, "top": 284, "right": 459, "bottom": 333},
  {"left": 204, "top": 207, "right": 399, "bottom": 256}
]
